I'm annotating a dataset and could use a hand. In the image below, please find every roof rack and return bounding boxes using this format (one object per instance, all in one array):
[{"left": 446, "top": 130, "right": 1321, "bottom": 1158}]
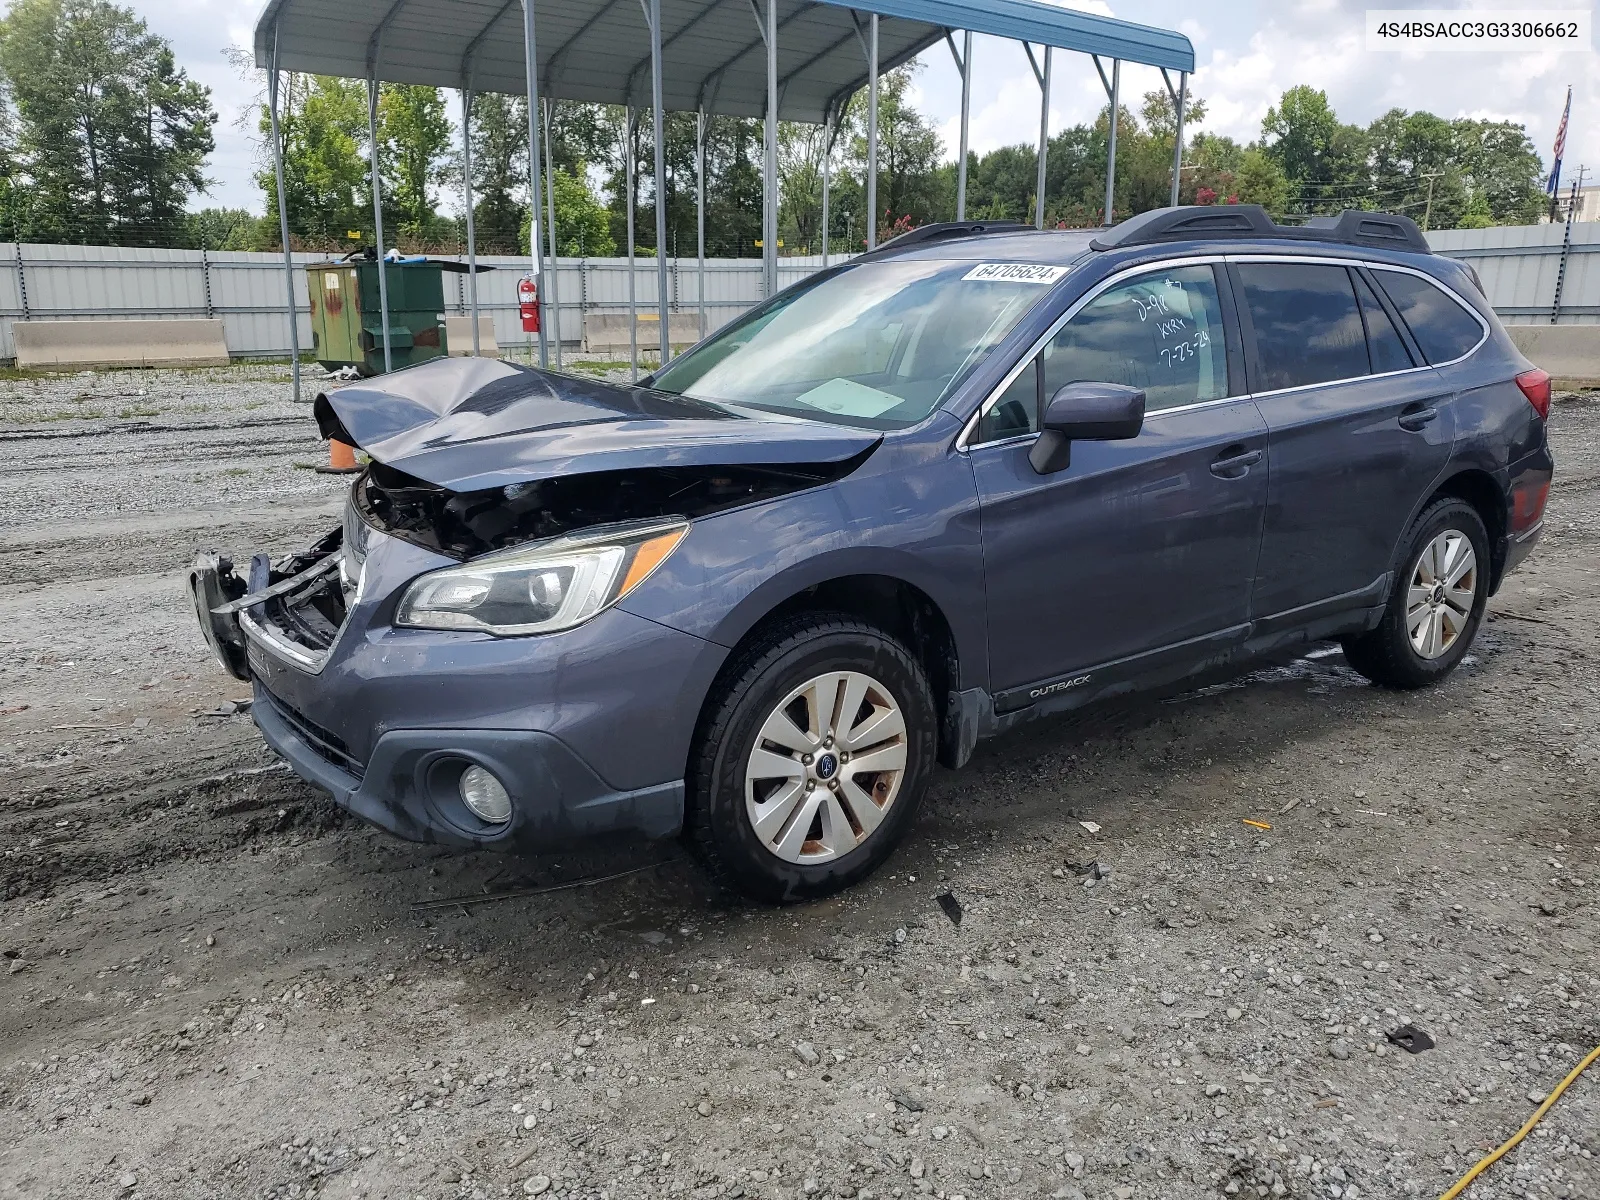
[
  {"left": 1089, "top": 205, "right": 1431, "bottom": 254},
  {"left": 863, "top": 219, "right": 1027, "bottom": 258}
]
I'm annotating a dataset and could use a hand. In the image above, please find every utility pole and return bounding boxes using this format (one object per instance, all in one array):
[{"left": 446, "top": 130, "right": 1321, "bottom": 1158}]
[{"left": 1420, "top": 171, "right": 1443, "bottom": 232}]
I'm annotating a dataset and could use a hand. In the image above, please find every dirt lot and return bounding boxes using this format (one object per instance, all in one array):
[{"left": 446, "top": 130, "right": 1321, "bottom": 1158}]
[{"left": 1, "top": 365, "right": 1596, "bottom": 1200}]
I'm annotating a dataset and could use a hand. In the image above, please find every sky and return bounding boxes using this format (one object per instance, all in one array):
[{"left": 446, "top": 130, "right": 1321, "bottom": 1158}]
[{"left": 115, "top": 0, "right": 1600, "bottom": 215}]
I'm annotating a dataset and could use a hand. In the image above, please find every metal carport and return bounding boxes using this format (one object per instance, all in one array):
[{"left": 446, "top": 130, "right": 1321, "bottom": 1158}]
[{"left": 253, "top": 0, "right": 1194, "bottom": 399}]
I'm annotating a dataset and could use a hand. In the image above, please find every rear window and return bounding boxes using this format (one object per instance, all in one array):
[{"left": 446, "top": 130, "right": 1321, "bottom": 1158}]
[
  {"left": 1352, "top": 271, "right": 1414, "bottom": 373},
  {"left": 1238, "top": 263, "right": 1368, "bottom": 391},
  {"left": 1372, "top": 269, "right": 1485, "bottom": 365}
]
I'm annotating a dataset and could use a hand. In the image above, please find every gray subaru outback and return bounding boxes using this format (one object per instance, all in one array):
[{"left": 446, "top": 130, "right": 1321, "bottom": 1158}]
[{"left": 191, "top": 205, "right": 1554, "bottom": 902}]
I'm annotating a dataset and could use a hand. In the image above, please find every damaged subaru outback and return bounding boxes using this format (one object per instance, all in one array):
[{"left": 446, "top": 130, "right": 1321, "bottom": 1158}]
[{"left": 191, "top": 205, "right": 1553, "bottom": 902}]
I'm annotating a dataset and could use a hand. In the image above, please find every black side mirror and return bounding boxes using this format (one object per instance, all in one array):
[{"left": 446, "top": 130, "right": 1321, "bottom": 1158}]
[{"left": 1029, "top": 381, "right": 1146, "bottom": 474}]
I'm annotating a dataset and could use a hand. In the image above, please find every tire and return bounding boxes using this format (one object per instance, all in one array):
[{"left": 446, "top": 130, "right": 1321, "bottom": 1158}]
[
  {"left": 1341, "top": 497, "right": 1490, "bottom": 690},
  {"left": 685, "top": 613, "right": 937, "bottom": 903}
]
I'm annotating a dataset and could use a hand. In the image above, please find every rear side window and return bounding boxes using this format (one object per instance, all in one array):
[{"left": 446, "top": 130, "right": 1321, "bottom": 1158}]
[
  {"left": 1039, "top": 264, "right": 1228, "bottom": 413},
  {"left": 1372, "top": 269, "right": 1485, "bottom": 364},
  {"left": 1352, "top": 271, "right": 1414, "bottom": 373},
  {"left": 1237, "top": 263, "right": 1368, "bottom": 391}
]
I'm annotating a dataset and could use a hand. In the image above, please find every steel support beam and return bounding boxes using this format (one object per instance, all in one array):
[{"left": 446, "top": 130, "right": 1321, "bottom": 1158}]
[
  {"left": 267, "top": 24, "right": 301, "bottom": 401},
  {"left": 1094, "top": 55, "right": 1120, "bottom": 226},
  {"left": 866, "top": 14, "right": 879, "bottom": 250},
  {"left": 696, "top": 107, "right": 707, "bottom": 338},
  {"left": 365, "top": 70, "right": 393, "bottom": 373},
  {"left": 760, "top": 0, "right": 778, "bottom": 296},
  {"left": 1169, "top": 69, "right": 1186, "bottom": 207},
  {"left": 821, "top": 105, "right": 836, "bottom": 266},
  {"left": 543, "top": 98, "right": 563, "bottom": 366},
  {"left": 1026, "top": 43, "right": 1051, "bottom": 229},
  {"left": 952, "top": 31, "right": 971, "bottom": 220},
  {"left": 650, "top": 0, "right": 671, "bottom": 362},
  {"left": 626, "top": 105, "right": 638, "bottom": 378},
  {"left": 460, "top": 88, "right": 481, "bottom": 355},
  {"left": 521, "top": 0, "right": 548, "bottom": 365}
]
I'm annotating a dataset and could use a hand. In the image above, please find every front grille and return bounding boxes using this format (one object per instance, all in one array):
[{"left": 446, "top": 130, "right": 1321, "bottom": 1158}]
[{"left": 261, "top": 689, "right": 365, "bottom": 780}]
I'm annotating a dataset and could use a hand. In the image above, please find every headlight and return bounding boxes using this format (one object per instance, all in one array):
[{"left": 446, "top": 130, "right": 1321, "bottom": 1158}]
[{"left": 394, "top": 519, "right": 688, "bottom": 636}]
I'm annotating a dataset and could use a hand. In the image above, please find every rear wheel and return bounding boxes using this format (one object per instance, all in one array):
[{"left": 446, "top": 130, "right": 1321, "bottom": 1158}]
[
  {"left": 685, "top": 614, "right": 936, "bottom": 903},
  {"left": 1341, "top": 498, "right": 1490, "bottom": 689}
]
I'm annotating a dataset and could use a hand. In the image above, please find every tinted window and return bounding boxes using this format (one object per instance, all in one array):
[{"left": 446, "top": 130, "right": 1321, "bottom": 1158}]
[
  {"left": 975, "top": 358, "right": 1039, "bottom": 442},
  {"left": 1039, "top": 265, "right": 1228, "bottom": 413},
  {"left": 1238, "top": 263, "right": 1369, "bottom": 391},
  {"left": 1353, "top": 271, "right": 1414, "bottom": 373},
  {"left": 1373, "top": 269, "right": 1485, "bottom": 364}
]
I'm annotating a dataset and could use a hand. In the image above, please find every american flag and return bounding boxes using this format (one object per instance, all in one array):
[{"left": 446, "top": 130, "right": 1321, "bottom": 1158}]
[{"left": 1546, "top": 86, "right": 1571, "bottom": 197}]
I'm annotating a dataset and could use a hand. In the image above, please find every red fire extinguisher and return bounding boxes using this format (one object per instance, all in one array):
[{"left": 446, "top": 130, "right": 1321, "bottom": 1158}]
[{"left": 518, "top": 275, "right": 540, "bottom": 333}]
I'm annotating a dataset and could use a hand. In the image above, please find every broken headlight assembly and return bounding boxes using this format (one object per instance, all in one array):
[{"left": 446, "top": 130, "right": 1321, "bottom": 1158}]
[{"left": 394, "top": 519, "right": 688, "bottom": 636}]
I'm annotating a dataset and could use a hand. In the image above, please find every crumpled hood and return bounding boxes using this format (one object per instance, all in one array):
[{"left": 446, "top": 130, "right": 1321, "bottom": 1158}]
[{"left": 314, "top": 357, "right": 880, "bottom": 492}]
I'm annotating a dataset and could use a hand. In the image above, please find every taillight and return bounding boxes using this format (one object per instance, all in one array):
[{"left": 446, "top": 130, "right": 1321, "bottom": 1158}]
[
  {"left": 1516, "top": 368, "right": 1552, "bottom": 420},
  {"left": 1511, "top": 479, "right": 1550, "bottom": 533}
]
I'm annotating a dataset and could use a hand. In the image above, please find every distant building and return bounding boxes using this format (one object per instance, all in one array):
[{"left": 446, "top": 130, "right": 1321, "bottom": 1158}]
[{"left": 1545, "top": 183, "right": 1600, "bottom": 223}]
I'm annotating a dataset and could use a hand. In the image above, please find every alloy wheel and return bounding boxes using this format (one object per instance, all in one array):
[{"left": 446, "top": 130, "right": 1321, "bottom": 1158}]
[
  {"left": 744, "top": 670, "right": 908, "bottom": 865},
  {"left": 1406, "top": 529, "right": 1477, "bottom": 660}
]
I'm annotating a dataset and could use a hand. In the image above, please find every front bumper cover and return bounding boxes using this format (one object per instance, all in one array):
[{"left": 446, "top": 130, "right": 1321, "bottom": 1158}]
[{"left": 252, "top": 686, "right": 683, "bottom": 847}]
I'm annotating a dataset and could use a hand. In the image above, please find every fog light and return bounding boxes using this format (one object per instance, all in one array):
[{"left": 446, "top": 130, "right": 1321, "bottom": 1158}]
[{"left": 459, "top": 765, "right": 512, "bottom": 825}]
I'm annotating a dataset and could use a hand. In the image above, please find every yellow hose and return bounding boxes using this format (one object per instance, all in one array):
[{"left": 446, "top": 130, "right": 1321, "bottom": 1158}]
[{"left": 1439, "top": 1043, "right": 1600, "bottom": 1200}]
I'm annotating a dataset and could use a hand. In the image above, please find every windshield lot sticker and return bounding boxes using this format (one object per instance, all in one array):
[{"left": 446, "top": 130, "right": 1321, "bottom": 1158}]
[
  {"left": 795, "top": 377, "right": 905, "bottom": 419},
  {"left": 963, "top": 263, "right": 1071, "bottom": 285}
]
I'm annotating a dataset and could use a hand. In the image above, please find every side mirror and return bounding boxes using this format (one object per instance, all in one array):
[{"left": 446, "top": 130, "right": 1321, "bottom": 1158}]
[{"left": 1029, "top": 381, "right": 1146, "bottom": 474}]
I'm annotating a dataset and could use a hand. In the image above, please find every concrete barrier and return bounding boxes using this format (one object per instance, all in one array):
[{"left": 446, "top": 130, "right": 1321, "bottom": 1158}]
[
  {"left": 1507, "top": 325, "right": 1600, "bottom": 388},
  {"left": 582, "top": 312, "right": 703, "bottom": 355},
  {"left": 444, "top": 315, "right": 500, "bottom": 358},
  {"left": 13, "top": 318, "right": 230, "bottom": 370}
]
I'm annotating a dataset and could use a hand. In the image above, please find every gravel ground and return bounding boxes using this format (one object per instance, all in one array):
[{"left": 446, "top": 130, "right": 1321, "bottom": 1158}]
[{"left": 0, "top": 365, "right": 1596, "bottom": 1200}]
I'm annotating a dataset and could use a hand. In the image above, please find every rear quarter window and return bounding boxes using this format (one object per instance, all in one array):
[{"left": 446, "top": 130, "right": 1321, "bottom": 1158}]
[{"left": 1372, "top": 269, "right": 1486, "bottom": 365}]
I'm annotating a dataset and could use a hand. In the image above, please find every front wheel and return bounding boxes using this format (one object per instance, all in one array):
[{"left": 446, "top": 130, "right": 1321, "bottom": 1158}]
[
  {"left": 685, "top": 614, "right": 936, "bottom": 903},
  {"left": 1341, "top": 497, "right": 1490, "bottom": 689}
]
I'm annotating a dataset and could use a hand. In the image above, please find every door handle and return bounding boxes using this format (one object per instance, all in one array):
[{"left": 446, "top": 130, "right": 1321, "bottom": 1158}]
[
  {"left": 1210, "top": 447, "right": 1262, "bottom": 478},
  {"left": 1398, "top": 405, "right": 1438, "bottom": 432}
]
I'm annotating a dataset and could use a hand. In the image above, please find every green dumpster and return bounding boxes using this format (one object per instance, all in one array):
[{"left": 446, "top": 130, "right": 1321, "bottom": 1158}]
[{"left": 306, "top": 253, "right": 448, "bottom": 376}]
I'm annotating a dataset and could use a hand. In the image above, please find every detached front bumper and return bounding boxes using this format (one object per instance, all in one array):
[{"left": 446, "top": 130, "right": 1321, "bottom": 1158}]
[{"left": 189, "top": 531, "right": 719, "bottom": 851}]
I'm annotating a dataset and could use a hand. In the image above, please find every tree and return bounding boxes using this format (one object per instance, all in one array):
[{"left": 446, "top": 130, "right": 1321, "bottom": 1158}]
[
  {"left": 842, "top": 66, "right": 944, "bottom": 242},
  {"left": 1233, "top": 149, "right": 1290, "bottom": 215},
  {"left": 257, "top": 74, "right": 368, "bottom": 249},
  {"left": 469, "top": 91, "right": 526, "bottom": 254},
  {"left": 0, "top": 0, "right": 215, "bottom": 244},
  {"left": 526, "top": 162, "right": 614, "bottom": 256},
  {"left": 378, "top": 83, "right": 453, "bottom": 241},
  {"left": 1261, "top": 85, "right": 1369, "bottom": 215}
]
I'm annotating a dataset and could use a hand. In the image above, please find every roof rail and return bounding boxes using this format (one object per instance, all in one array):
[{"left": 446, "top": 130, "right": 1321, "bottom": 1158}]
[
  {"left": 1089, "top": 204, "right": 1432, "bottom": 254},
  {"left": 863, "top": 219, "right": 1027, "bottom": 259}
]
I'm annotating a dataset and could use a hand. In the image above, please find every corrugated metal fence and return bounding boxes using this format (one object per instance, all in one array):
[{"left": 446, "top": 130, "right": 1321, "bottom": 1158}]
[
  {"left": 0, "top": 244, "right": 837, "bottom": 362},
  {"left": 0, "top": 223, "right": 1594, "bottom": 362},
  {"left": 1427, "top": 221, "right": 1600, "bottom": 325}
]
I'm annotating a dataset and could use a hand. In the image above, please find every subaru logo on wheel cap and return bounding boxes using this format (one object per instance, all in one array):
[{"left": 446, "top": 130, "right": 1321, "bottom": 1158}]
[{"left": 816, "top": 753, "right": 838, "bottom": 780}]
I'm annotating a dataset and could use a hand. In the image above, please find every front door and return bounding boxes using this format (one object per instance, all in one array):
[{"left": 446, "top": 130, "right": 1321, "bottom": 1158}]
[{"left": 970, "top": 263, "right": 1270, "bottom": 708}]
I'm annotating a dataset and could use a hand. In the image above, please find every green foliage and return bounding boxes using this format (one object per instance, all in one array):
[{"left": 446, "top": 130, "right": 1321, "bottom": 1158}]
[
  {"left": 469, "top": 91, "right": 527, "bottom": 254},
  {"left": 0, "top": 0, "right": 215, "bottom": 245},
  {"left": 257, "top": 74, "right": 367, "bottom": 250},
  {"left": 526, "top": 162, "right": 614, "bottom": 256},
  {"left": 186, "top": 206, "right": 258, "bottom": 250},
  {"left": 379, "top": 84, "right": 453, "bottom": 240}
]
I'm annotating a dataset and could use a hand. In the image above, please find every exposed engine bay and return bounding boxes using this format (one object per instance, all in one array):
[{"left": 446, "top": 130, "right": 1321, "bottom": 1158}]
[{"left": 353, "top": 454, "right": 866, "bottom": 561}]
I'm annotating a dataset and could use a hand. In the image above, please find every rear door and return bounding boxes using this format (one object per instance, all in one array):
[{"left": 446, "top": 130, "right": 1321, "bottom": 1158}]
[
  {"left": 1234, "top": 258, "right": 1456, "bottom": 621},
  {"left": 970, "top": 262, "right": 1269, "bottom": 708}
]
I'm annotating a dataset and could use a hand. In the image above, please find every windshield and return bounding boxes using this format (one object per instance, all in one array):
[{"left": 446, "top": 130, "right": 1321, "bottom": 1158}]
[{"left": 648, "top": 257, "right": 1067, "bottom": 429}]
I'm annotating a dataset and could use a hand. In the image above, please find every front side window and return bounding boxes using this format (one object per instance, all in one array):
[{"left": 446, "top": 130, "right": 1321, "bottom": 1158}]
[
  {"left": 1238, "top": 262, "right": 1369, "bottom": 391},
  {"left": 1039, "top": 264, "right": 1229, "bottom": 414},
  {"left": 1372, "top": 269, "right": 1485, "bottom": 365},
  {"left": 648, "top": 257, "right": 1070, "bottom": 429}
]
